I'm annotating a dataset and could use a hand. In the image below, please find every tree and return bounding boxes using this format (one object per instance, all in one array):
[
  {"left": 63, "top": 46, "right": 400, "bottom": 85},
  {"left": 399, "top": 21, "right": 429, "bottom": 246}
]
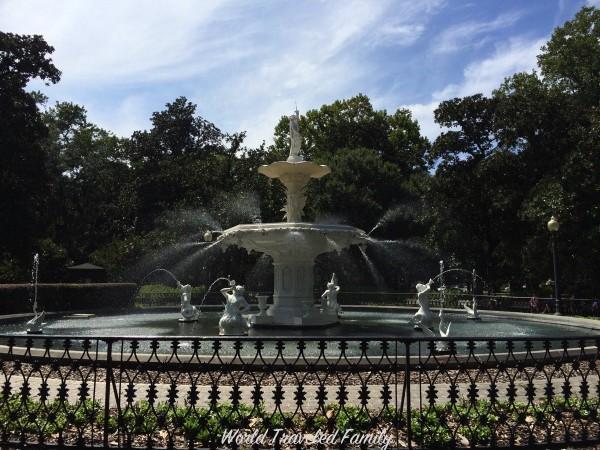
[
  {"left": 272, "top": 94, "right": 429, "bottom": 171},
  {"left": 126, "top": 97, "right": 248, "bottom": 231},
  {"left": 427, "top": 6, "right": 600, "bottom": 296},
  {"left": 0, "top": 32, "right": 60, "bottom": 280},
  {"left": 42, "top": 102, "right": 135, "bottom": 263}
]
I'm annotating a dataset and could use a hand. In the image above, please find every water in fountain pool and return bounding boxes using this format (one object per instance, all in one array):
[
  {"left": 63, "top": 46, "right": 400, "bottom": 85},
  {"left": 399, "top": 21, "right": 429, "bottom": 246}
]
[{"left": 1, "top": 310, "right": 597, "bottom": 357}]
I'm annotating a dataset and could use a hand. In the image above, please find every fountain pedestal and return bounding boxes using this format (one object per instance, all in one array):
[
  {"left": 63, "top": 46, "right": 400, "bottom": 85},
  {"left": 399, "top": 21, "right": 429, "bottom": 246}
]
[
  {"left": 251, "top": 255, "right": 338, "bottom": 326},
  {"left": 220, "top": 223, "right": 365, "bottom": 327}
]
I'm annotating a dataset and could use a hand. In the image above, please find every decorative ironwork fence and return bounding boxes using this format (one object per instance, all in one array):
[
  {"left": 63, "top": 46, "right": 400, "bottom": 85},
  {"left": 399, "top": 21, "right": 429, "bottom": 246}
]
[{"left": 0, "top": 334, "right": 599, "bottom": 449}]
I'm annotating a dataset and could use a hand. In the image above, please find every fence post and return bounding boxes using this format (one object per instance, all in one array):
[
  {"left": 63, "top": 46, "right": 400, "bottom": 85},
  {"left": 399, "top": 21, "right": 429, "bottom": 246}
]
[
  {"left": 103, "top": 339, "right": 113, "bottom": 448},
  {"left": 405, "top": 341, "right": 412, "bottom": 450}
]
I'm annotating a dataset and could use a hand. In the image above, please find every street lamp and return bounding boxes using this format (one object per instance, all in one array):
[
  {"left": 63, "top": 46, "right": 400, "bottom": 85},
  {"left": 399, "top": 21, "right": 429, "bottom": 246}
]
[{"left": 547, "top": 216, "right": 561, "bottom": 315}]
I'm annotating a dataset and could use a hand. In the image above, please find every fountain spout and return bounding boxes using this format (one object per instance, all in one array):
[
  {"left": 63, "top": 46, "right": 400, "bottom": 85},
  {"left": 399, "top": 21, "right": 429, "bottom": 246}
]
[
  {"left": 26, "top": 253, "right": 45, "bottom": 334},
  {"left": 464, "top": 297, "right": 481, "bottom": 320},
  {"left": 421, "top": 308, "right": 452, "bottom": 353},
  {"left": 464, "top": 269, "right": 481, "bottom": 320},
  {"left": 26, "top": 311, "right": 46, "bottom": 334}
]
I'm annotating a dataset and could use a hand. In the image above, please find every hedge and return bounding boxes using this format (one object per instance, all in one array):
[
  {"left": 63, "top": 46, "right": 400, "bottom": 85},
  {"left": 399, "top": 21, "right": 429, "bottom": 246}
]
[{"left": 0, "top": 283, "right": 138, "bottom": 314}]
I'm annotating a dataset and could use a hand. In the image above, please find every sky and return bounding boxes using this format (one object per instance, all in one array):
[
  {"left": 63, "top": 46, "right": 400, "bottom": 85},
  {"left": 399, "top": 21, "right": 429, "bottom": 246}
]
[{"left": 1, "top": 0, "right": 598, "bottom": 148}]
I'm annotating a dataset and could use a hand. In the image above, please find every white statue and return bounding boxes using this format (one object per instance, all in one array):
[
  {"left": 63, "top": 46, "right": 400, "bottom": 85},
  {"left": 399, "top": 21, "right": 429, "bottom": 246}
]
[
  {"left": 413, "top": 279, "right": 435, "bottom": 329},
  {"left": 288, "top": 109, "right": 302, "bottom": 162},
  {"left": 26, "top": 310, "right": 45, "bottom": 334},
  {"left": 177, "top": 282, "right": 200, "bottom": 322},
  {"left": 464, "top": 297, "right": 481, "bottom": 320},
  {"left": 421, "top": 312, "right": 452, "bottom": 353},
  {"left": 219, "top": 280, "right": 250, "bottom": 335},
  {"left": 436, "top": 308, "right": 452, "bottom": 352},
  {"left": 321, "top": 273, "right": 341, "bottom": 314}
]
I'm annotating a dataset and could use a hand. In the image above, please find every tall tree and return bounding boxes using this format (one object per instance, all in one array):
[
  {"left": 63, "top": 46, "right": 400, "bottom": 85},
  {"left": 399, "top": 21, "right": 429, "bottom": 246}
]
[
  {"left": 0, "top": 32, "right": 60, "bottom": 280},
  {"left": 42, "top": 102, "right": 134, "bottom": 263},
  {"left": 427, "top": 6, "right": 600, "bottom": 296}
]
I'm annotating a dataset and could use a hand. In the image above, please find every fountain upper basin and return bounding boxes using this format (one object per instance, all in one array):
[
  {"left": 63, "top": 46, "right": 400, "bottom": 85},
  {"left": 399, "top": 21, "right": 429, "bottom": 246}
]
[{"left": 218, "top": 222, "right": 368, "bottom": 258}]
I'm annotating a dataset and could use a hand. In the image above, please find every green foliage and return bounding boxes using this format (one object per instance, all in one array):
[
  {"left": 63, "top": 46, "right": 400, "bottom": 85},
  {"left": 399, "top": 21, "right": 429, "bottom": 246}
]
[
  {"left": 411, "top": 404, "right": 453, "bottom": 448},
  {"left": 427, "top": 5, "right": 600, "bottom": 296},
  {"left": 324, "top": 403, "right": 372, "bottom": 432},
  {"left": 1, "top": 7, "right": 599, "bottom": 297},
  {"left": 1, "top": 394, "right": 598, "bottom": 447},
  {"left": 0, "top": 32, "right": 60, "bottom": 273}
]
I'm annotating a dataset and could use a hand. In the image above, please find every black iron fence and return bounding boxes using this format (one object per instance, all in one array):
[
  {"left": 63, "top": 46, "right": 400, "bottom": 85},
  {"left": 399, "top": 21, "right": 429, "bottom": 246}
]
[{"left": 1, "top": 334, "right": 599, "bottom": 449}]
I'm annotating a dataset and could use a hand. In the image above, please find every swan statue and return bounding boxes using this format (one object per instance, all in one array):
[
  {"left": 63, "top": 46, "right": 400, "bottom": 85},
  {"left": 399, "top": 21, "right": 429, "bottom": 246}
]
[
  {"left": 421, "top": 309, "right": 452, "bottom": 353},
  {"left": 463, "top": 296, "right": 481, "bottom": 320},
  {"left": 26, "top": 311, "right": 46, "bottom": 334}
]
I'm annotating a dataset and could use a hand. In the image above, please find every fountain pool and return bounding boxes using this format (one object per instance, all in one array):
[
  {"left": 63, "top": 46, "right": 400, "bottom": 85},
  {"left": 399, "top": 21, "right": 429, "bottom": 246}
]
[{"left": 2, "top": 307, "right": 598, "bottom": 357}]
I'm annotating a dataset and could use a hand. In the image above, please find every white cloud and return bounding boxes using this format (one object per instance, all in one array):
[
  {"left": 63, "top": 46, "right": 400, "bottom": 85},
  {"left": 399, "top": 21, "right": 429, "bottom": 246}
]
[
  {"left": 2, "top": 0, "right": 547, "bottom": 149},
  {"left": 370, "top": 24, "right": 425, "bottom": 47},
  {"left": 191, "top": 0, "right": 442, "bottom": 147},
  {"left": 404, "top": 37, "right": 545, "bottom": 142},
  {"left": 587, "top": 0, "right": 600, "bottom": 6},
  {"left": 92, "top": 95, "right": 153, "bottom": 138},
  {"left": 402, "top": 101, "right": 440, "bottom": 143},
  {"left": 0, "top": 0, "right": 246, "bottom": 84},
  {"left": 435, "top": 37, "right": 545, "bottom": 99},
  {"left": 433, "top": 11, "right": 523, "bottom": 54},
  {"left": 0, "top": 0, "right": 442, "bottom": 146}
]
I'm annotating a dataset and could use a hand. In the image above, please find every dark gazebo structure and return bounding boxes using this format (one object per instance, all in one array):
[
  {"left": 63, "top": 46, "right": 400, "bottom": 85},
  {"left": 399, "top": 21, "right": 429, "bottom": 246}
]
[{"left": 66, "top": 262, "right": 107, "bottom": 283}]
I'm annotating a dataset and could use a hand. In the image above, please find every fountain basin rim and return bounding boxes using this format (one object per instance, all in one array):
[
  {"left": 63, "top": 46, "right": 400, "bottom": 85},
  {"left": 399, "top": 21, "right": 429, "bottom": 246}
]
[
  {"left": 257, "top": 161, "right": 330, "bottom": 179},
  {"left": 218, "top": 222, "right": 368, "bottom": 235},
  {"left": 2, "top": 306, "right": 599, "bottom": 366},
  {"left": 2, "top": 305, "right": 600, "bottom": 334}
]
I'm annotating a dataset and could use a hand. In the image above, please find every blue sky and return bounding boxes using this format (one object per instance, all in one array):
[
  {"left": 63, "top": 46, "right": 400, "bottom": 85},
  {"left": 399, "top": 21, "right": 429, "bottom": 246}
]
[{"left": 1, "top": 0, "right": 597, "bottom": 147}]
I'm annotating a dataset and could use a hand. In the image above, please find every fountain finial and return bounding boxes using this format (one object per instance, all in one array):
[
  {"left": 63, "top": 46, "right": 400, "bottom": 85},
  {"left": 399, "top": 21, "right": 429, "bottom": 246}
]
[{"left": 288, "top": 109, "right": 303, "bottom": 162}]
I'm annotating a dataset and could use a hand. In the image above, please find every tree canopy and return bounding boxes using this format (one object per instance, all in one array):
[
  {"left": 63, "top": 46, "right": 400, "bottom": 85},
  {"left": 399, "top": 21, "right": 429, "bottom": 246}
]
[{"left": 0, "top": 6, "right": 598, "bottom": 296}]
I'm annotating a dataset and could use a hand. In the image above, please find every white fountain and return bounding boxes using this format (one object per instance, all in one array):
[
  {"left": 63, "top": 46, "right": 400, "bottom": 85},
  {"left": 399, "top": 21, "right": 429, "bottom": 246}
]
[{"left": 215, "top": 110, "right": 368, "bottom": 327}]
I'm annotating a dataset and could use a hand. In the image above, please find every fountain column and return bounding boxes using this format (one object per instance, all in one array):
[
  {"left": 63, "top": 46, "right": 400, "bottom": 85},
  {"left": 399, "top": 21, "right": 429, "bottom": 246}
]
[{"left": 269, "top": 256, "right": 315, "bottom": 323}]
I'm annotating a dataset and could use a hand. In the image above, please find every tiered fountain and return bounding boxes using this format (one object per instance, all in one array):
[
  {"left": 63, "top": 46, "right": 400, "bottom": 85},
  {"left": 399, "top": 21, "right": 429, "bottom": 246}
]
[{"left": 215, "top": 110, "right": 368, "bottom": 327}]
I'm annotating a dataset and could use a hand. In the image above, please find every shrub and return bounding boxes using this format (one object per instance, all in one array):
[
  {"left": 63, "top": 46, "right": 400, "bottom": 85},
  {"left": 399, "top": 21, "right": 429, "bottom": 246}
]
[{"left": 0, "top": 283, "right": 137, "bottom": 314}]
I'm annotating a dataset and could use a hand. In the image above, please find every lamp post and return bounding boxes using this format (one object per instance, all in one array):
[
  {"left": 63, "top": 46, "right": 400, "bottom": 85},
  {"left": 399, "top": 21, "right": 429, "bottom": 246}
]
[{"left": 547, "top": 216, "right": 561, "bottom": 315}]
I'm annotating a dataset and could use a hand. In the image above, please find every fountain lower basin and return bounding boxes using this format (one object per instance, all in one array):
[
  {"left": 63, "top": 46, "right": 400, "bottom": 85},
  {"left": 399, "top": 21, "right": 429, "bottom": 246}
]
[
  {"left": 218, "top": 223, "right": 368, "bottom": 326},
  {"left": 2, "top": 307, "right": 599, "bottom": 357}
]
